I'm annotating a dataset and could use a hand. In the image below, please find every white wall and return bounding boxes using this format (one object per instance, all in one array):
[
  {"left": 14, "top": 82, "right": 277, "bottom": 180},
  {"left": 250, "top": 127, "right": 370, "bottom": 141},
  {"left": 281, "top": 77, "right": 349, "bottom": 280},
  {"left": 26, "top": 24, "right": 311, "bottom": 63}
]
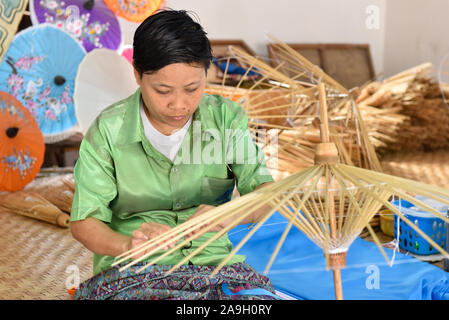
[
  {"left": 120, "top": 0, "right": 386, "bottom": 75},
  {"left": 121, "top": 0, "right": 449, "bottom": 80},
  {"left": 383, "top": 0, "right": 449, "bottom": 78}
]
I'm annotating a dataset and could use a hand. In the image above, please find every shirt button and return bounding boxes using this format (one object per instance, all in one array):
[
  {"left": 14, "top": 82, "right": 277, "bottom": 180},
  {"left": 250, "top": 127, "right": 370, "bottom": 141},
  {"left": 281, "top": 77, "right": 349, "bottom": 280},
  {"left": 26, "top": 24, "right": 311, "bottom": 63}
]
[
  {"left": 172, "top": 167, "right": 178, "bottom": 173},
  {"left": 175, "top": 202, "right": 181, "bottom": 209}
]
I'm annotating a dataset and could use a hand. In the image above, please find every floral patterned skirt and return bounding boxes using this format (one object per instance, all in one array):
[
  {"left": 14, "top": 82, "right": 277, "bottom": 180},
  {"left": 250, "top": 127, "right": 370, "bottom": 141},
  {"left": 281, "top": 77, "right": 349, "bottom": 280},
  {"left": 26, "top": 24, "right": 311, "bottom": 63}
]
[{"left": 74, "top": 262, "right": 278, "bottom": 300}]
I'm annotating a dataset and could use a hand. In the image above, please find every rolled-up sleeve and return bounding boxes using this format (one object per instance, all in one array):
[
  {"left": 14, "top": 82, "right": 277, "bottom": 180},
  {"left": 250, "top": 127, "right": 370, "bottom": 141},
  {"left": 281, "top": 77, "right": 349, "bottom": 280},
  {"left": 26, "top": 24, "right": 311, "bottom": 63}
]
[
  {"left": 226, "top": 106, "right": 274, "bottom": 196},
  {"left": 70, "top": 119, "right": 117, "bottom": 223}
]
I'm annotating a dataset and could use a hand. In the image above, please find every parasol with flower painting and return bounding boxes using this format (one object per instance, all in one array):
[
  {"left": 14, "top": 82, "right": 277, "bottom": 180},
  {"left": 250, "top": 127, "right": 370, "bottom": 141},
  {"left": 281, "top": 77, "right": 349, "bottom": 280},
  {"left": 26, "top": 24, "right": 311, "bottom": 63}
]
[
  {"left": 0, "top": 0, "right": 28, "bottom": 64},
  {"left": 0, "top": 24, "right": 86, "bottom": 143},
  {"left": 30, "top": 0, "right": 122, "bottom": 52},
  {"left": 0, "top": 90, "right": 44, "bottom": 192},
  {"left": 103, "top": 0, "right": 164, "bottom": 23}
]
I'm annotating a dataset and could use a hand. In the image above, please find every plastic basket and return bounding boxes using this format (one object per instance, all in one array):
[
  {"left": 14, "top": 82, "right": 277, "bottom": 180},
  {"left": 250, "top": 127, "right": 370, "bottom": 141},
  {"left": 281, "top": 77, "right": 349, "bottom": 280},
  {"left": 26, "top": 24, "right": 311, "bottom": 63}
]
[{"left": 392, "top": 198, "right": 448, "bottom": 255}]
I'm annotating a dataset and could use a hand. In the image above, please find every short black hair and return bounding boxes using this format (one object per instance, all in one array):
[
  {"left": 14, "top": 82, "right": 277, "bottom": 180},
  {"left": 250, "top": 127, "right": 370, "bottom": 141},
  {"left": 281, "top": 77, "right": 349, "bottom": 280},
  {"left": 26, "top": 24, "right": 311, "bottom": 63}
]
[{"left": 133, "top": 9, "right": 213, "bottom": 76}]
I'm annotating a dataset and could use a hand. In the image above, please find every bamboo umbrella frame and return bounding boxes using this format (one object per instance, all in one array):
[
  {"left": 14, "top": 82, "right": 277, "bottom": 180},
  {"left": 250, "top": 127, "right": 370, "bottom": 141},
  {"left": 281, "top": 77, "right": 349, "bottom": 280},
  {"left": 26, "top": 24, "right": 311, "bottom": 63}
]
[
  {"left": 206, "top": 38, "right": 382, "bottom": 175},
  {"left": 114, "top": 83, "right": 449, "bottom": 300}
]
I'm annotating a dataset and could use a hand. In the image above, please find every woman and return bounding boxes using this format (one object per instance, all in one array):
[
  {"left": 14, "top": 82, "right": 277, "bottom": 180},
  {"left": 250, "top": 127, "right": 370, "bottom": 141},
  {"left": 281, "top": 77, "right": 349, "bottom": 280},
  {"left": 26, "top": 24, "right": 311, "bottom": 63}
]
[{"left": 70, "top": 9, "right": 276, "bottom": 300}]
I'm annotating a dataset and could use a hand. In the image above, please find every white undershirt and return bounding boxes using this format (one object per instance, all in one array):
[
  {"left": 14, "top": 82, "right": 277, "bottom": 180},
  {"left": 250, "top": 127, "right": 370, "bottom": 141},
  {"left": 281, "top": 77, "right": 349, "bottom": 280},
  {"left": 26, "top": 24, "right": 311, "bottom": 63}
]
[{"left": 140, "top": 101, "right": 192, "bottom": 162}]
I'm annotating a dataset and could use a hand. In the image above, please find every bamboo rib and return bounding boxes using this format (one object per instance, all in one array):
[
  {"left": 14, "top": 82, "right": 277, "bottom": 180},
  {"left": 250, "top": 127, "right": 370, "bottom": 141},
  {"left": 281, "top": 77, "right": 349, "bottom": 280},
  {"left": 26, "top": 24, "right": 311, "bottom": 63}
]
[
  {"left": 247, "top": 114, "right": 313, "bottom": 119},
  {"left": 230, "top": 46, "right": 305, "bottom": 90},
  {"left": 246, "top": 62, "right": 288, "bottom": 91},
  {"left": 209, "top": 168, "right": 324, "bottom": 278},
  {"left": 245, "top": 101, "right": 295, "bottom": 114},
  {"left": 116, "top": 197, "right": 256, "bottom": 269},
  {"left": 114, "top": 167, "right": 318, "bottom": 270},
  {"left": 291, "top": 192, "right": 327, "bottom": 238},
  {"left": 221, "top": 56, "right": 231, "bottom": 87},
  {"left": 212, "top": 39, "right": 383, "bottom": 177},
  {"left": 114, "top": 190, "right": 262, "bottom": 266},
  {"left": 247, "top": 121, "right": 295, "bottom": 130},
  {"left": 263, "top": 174, "right": 324, "bottom": 274},
  {"left": 335, "top": 165, "right": 449, "bottom": 259},
  {"left": 365, "top": 224, "right": 391, "bottom": 265},
  {"left": 138, "top": 170, "right": 313, "bottom": 276},
  {"left": 155, "top": 167, "right": 322, "bottom": 276},
  {"left": 267, "top": 35, "right": 349, "bottom": 94},
  {"left": 349, "top": 100, "right": 383, "bottom": 172}
]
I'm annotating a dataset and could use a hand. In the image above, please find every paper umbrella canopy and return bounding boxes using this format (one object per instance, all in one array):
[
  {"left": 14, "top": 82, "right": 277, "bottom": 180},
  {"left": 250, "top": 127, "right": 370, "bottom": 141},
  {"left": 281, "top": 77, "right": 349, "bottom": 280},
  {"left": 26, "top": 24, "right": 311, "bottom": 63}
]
[
  {"left": 0, "top": 90, "right": 44, "bottom": 192},
  {"left": 74, "top": 48, "right": 138, "bottom": 134},
  {"left": 0, "top": 24, "right": 86, "bottom": 143},
  {"left": 30, "top": 0, "right": 122, "bottom": 52}
]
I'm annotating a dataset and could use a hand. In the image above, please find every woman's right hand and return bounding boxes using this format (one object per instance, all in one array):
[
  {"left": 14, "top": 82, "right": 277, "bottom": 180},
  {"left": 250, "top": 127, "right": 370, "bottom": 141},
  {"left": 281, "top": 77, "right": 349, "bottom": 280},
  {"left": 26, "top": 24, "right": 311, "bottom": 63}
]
[{"left": 125, "top": 222, "right": 177, "bottom": 259}]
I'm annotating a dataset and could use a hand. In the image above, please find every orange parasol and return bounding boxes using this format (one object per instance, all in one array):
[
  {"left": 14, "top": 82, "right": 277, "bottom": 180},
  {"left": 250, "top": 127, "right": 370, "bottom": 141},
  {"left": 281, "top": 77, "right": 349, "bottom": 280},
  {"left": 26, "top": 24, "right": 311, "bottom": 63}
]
[
  {"left": 0, "top": 90, "right": 44, "bottom": 191},
  {"left": 103, "top": 0, "right": 164, "bottom": 23}
]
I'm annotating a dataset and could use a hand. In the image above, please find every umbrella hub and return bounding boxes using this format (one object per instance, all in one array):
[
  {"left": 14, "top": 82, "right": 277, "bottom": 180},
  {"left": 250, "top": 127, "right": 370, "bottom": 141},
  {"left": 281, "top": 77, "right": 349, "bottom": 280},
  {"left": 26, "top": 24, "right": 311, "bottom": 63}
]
[
  {"left": 327, "top": 251, "right": 347, "bottom": 270},
  {"left": 6, "top": 127, "right": 19, "bottom": 138},
  {"left": 314, "top": 142, "right": 339, "bottom": 165},
  {"left": 83, "top": 0, "right": 95, "bottom": 10},
  {"left": 54, "top": 75, "right": 66, "bottom": 86}
]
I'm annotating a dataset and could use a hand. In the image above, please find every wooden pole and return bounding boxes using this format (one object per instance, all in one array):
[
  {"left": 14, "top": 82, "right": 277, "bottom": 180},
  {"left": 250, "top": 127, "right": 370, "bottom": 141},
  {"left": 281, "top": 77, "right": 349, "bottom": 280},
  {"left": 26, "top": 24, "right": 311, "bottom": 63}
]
[
  {"left": 318, "top": 82, "right": 345, "bottom": 300},
  {"left": 333, "top": 269, "right": 343, "bottom": 300}
]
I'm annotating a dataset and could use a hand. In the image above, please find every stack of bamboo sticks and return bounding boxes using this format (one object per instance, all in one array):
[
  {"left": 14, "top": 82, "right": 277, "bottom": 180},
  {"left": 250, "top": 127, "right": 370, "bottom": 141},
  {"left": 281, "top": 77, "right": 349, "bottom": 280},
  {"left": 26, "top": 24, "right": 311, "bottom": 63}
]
[{"left": 353, "top": 63, "right": 449, "bottom": 153}]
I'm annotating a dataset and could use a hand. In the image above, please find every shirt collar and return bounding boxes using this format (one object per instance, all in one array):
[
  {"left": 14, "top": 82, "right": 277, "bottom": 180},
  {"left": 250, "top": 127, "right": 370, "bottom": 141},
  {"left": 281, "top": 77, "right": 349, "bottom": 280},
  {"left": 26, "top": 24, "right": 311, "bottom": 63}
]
[{"left": 116, "top": 90, "right": 221, "bottom": 146}]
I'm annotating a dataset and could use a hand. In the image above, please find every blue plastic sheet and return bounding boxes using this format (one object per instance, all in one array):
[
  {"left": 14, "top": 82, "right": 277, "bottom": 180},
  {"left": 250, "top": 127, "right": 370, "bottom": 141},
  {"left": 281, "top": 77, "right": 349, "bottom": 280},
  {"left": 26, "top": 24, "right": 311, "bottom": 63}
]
[
  {"left": 213, "top": 58, "right": 260, "bottom": 76},
  {"left": 228, "top": 212, "right": 449, "bottom": 300}
]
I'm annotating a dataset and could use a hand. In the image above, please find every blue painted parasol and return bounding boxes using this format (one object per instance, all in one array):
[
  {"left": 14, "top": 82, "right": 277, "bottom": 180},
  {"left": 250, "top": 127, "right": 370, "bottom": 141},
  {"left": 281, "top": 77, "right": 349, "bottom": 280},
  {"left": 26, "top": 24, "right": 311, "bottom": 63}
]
[
  {"left": 0, "top": 24, "right": 86, "bottom": 143},
  {"left": 0, "top": 0, "right": 28, "bottom": 64}
]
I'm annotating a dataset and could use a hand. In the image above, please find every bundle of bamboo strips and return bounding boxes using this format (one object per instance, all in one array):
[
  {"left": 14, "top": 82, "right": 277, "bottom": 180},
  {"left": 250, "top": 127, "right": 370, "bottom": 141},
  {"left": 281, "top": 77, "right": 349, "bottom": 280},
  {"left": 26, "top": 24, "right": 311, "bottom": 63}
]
[
  {"left": 114, "top": 83, "right": 449, "bottom": 300},
  {"left": 0, "top": 191, "right": 70, "bottom": 227},
  {"left": 353, "top": 63, "right": 449, "bottom": 153},
  {"left": 24, "top": 174, "right": 75, "bottom": 213}
]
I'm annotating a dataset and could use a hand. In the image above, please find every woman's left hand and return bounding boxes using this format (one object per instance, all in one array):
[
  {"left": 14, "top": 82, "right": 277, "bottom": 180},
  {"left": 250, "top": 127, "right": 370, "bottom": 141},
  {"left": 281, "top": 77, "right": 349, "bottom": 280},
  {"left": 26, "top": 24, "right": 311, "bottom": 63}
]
[{"left": 184, "top": 204, "right": 234, "bottom": 240}]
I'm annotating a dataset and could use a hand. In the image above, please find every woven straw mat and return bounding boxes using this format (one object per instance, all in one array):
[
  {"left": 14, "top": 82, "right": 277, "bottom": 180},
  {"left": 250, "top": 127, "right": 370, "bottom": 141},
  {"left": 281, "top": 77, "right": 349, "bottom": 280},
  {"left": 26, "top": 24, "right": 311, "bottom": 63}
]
[{"left": 0, "top": 210, "right": 93, "bottom": 300}]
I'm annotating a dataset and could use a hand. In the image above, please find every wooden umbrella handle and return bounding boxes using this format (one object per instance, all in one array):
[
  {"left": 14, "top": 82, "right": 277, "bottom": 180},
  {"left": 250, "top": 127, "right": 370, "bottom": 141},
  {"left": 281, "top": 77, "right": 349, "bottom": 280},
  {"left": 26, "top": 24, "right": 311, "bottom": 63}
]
[
  {"left": 318, "top": 83, "right": 346, "bottom": 300},
  {"left": 318, "top": 83, "right": 330, "bottom": 143}
]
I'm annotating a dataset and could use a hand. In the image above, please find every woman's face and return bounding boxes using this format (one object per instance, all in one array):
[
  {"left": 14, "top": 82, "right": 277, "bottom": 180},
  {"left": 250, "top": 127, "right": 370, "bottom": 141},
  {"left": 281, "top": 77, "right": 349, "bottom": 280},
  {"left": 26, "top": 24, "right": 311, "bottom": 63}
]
[{"left": 134, "top": 62, "right": 206, "bottom": 135}]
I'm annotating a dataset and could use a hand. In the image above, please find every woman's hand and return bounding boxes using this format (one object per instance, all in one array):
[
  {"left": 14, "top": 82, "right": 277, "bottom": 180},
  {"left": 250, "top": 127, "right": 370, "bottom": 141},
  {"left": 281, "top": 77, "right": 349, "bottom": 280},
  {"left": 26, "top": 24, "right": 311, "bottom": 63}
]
[
  {"left": 184, "top": 204, "right": 234, "bottom": 240},
  {"left": 182, "top": 183, "right": 275, "bottom": 241},
  {"left": 125, "top": 222, "right": 178, "bottom": 259}
]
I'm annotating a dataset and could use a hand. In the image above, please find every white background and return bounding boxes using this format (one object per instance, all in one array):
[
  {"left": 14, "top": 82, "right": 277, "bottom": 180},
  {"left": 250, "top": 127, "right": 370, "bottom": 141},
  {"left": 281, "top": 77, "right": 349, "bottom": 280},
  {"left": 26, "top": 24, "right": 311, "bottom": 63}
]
[{"left": 118, "top": 0, "right": 449, "bottom": 79}]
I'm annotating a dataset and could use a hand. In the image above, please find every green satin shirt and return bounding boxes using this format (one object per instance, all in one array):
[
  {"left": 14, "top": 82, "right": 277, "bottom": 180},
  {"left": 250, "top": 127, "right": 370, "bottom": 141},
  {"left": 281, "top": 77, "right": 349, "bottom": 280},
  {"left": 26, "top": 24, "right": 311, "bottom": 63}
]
[{"left": 70, "top": 88, "right": 274, "bottom": 275}]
